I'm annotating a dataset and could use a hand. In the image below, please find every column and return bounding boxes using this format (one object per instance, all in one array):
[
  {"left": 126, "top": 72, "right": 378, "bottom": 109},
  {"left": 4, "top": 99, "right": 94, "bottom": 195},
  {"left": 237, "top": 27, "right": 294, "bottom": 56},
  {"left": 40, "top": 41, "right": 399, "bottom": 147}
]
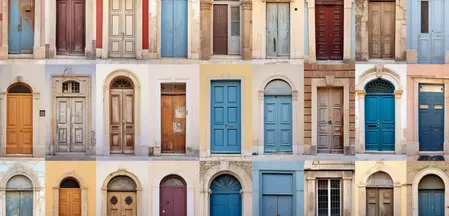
[
  {"left": 200, "top": 0, "right": 212, "bottom": 60},
  {"left": 241, "top": 0, "right": 252, "bottom": 60}
]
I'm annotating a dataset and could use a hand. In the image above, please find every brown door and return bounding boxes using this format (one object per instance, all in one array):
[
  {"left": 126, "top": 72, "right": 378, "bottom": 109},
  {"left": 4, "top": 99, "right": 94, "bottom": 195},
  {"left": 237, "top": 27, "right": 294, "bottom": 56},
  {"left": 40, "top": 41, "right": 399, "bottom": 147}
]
[
  {"left": 367, "top": 188, "right": 393, "bottom": 216},
  {"left": 317, "top": 87, "right": 343, "bottom": 153},
  {"left": 161, "top": 84, "right": 186, "bottom": 154},
  {"left": 110, "top": 88, "right": 135, "bottom": 154},
  {"left": 107, "top": 192, "right": 137, "bottom": 216},
  {"left": 56, "top": 0, "right": 85, "bottom": 55},
  {"left": 7, "top": 94, "right": 33, "bottom": 154},
  {"left": 160, "top": 177, "right": 187, "bottom": 216},
  {"left": 315, "top": 2, "right": 344, "bottom": 60},
  {"left": 369, "top": 1, "right": 395, "bottom": 59},
  {"left": 213, "top": 4, "right": 228, "bottom": 55},
  {"left": 59, "top": 188, "right": 81, "bottom": 216}
]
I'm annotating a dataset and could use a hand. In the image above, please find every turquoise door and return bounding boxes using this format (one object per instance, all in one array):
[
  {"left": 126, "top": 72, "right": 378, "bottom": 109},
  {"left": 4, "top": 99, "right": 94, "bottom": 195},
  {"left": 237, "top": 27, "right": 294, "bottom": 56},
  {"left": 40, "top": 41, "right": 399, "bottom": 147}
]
[
  {"left": 261, "top": 173, "right": 294, "bottom": 216},
  {"left": 161, "top": 0, "right": 188, "bottom": 57},
  {"left": 419, "top": 190, "right": 444, "bottom": 216},
  {"left": 211, "top": 80, "right": 241, "bottom": 153},
  {"left": 264, "top": 96, "right": 292, "bottom": 152},
  {"left": 9, "top": 0, "right": 34, "bottom": 54},
  {"left": 6, "top": 191, "right": 33, "bottom": 216},
  {"left": 417, "top": 0, "right": 445, "bottom": 63},
  {"left": 419, "top": 84, "right": 444, "bottom": 151},
  {"left": 211, "top": 175, "right": 242, "bottom": 216}
]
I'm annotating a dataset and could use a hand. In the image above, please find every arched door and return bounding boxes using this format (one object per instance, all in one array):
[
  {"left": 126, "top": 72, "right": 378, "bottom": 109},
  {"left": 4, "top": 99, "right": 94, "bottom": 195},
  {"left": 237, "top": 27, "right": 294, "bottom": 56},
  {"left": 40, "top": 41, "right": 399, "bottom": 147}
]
[
  {"left": 107, "top": 176, "right": 137, "bottom": 216},
  {"left": 368, "top": 0, "right": 395, "bottom": 59},
  {"left": 366, "top": 172, "right": 393, "bottom": 216},
  {"left": 59, "top": 178, "right": 81, "bottom": 216},
  {"left": 210, "top": 174, "right": 242, "bottom": 216},
  {"left": 6, "top": 175, "right": 33, "bottom": 216},
  {"left": 56, "top": 0, "right": 85, "bottom": 55},
  {"left": 7, "top": 83, "right": 33, "bottom": 154},
  {"left": 109, "top": 0, "right": 136, "bottom": 57},
  {"left": 264, "top": 80, "right": 292, "bottom": 152},
  {"left": 110, "top": 77, "right": 135, "bottom": 154},
  {"left": 8, "top": 0, "right": 34, "bottom": 54},
  {"left": 160, "top": 175, "right": 186, "bottom": 216},
  {"left": 418, "top": 174, "right": 444, "bottom": 216},
  {"left": 161, "top": 0, "right": 188, "bottom": 57},
  {"left": 365, "top": 79, "right": 395, "bottom": 151}
]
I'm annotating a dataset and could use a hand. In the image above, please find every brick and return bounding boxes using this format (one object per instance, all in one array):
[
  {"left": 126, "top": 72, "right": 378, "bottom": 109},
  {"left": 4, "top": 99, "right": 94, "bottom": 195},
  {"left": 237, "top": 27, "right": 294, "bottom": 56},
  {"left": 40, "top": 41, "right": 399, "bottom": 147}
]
[
  {"left": 349, "top": 70, "right": 355, "bottom": 78},
  {"left": 350, "top": 93, "right": 355, "bottom": 100},
  {"left": 350, "top": 115, "right": 355, "bottom": 123},
  {"left": 335, "top": 71, "right": 348, "bottom": 78},
  {"left": 304, "top": 78, "right": 312, "bottom": 86},
  {"left": 304, "top": 115, "right": 311, "bottom": 123},
  {"left": 304, "top": 123, "right": 311, "bottom": 131},
  {"left": 350, "top": 123, "right": 356, "bottom": 131},
  {"left": 304, "top": 70, "right": 313, "bottom": 78},
  {"left": 304, "top": 100, "right": 311, "bottom": 108},
  {"left": 304, "top": 85, "right": 311, "bottom": 93},
  {"left": 304, "top": 138, "right": 311, "bottom": 144},
  {"left": 349, "top": 131, "right": 356, "bottom": 139},
  {"left": 304, "top": 108, "right": 312, "bottom": 115},
  {"left": 304, "top": 131, "right": 311, "bottom": 138},
  {"left": 322, "top": 71, "right": 336, "bottom": 77},
  {"left": 304, "top": 92, "right": 312, "bottom": 100}
]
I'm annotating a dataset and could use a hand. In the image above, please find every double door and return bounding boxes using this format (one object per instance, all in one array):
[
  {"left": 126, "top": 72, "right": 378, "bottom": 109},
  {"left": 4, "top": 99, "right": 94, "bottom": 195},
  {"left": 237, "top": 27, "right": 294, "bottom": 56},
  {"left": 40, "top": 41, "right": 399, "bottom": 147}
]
[
  {"left": 6, "top": 191, "right": 33, "bottom": 216},
  {"left": 56, "top": 0, "right": 85, "bottom": 55},
  {"left": 56, "top": 97, "right": 87, "bottom": 152},
  {"left": 211, "top": 193, "right": 241, "bottom": 216},
  {"left": 262, "top": 196, "right": 293, "bottom": 216},
  {"left": 419, "top": 190, "right": 444, "bottom": 216},
  {"left": 109, "top": 0, "right": 136, "bottom": 57},
  {"left": 315, "top": 3, "right": 344, "bottom": 60},
  {"left": 161, "top": 94, "right": 186, "bottom": 153},
  {"left": 367, "top": 188, "right": 393, "bottom": 216},
  {"left": 110, "top": 89, "right": 135, "bottom": 154},
  {"left": 317, "top": 87, "right": 343, "bottom": 153},
  {"left": 213, "top": 4, "right": 240, "bottom": 55},
  {"left": 369, "top": 1, "right": 395, "bottom": 59},
  {"left": 59, "top": 188, "right": 81, "bottom": 216},
  {"left": 418, "top": 0, "right": 445, "bottom": 63},
  {"left": 107, "top": 192, "right": 136, "bottom": 216},
  {"left": 9, "top": 0, "right": 34, "bottom": 54},
  {"left": 365, "top": 95, "right": 395, "bottom": 151},
  {"left": 266, "top": 3, "right": 290, "bottom": 58},
  {"left": 419, "top": 84, "right": 444, "bottom": 151},
  {"left": 160, "top": 185, "right": 187, "bottom": 216},
  {"left": 7, "top": 94, "right": 33, "bottom": 154},
  {"left": 161, "top": 0, "right": 188, "bottom": 57},
  {"left": 264, "top": 95, "right": 292, "bottom": 152}
]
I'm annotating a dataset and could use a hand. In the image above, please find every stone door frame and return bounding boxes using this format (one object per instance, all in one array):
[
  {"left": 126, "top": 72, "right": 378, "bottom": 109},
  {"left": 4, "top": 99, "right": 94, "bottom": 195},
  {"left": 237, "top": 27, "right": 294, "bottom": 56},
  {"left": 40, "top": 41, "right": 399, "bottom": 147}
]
[
  {"left": 52, "top": 171, "right": 88, "bottom": 216},
  {"left": 356, "top": 65, "right": 403, "bottom": 154},
  {"left": 152, "top": 173, "right": 194, "bottom": 216}
]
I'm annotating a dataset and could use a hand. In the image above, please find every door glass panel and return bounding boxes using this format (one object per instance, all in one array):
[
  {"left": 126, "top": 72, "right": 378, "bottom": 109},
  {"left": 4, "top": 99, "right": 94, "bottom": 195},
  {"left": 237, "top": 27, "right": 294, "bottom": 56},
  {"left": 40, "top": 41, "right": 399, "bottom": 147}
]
[
  {"left": 420, "top": 104, "right": 429, "bottom": 109},
  {"left": 231, "top": 7, "right": 240, "bottom": 36},
  {"left": 420, "top": 84, "right": 444, "bottom": 92},
  {"left": 421, "top": 1, "right": 429, "bottom": 33},
  {"left": 108, "top": 176, "right": 137, "bottom": 191},
  {"left": 317, "top": 180, "right": 329, "bottom": 215},
  {"left": 317, "top": 179, "right": 341, "bottom": 216},
  {"left": 330, "top": 180, "right": 341, "bottom": 216},
  {"left": 435, "top": 105, "right": 443, "bottom": 109}
]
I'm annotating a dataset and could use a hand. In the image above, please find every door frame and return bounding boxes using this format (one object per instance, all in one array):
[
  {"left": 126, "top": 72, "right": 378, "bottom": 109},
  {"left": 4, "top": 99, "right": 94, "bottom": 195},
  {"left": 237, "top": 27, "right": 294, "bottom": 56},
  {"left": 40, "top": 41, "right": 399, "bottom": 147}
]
[
  {"left": 152, "top": 173, "right": 194, "bottom": 216},
  {"left": 356, "top": 66, "right": 403, "bottom": 154},
  {"left": 50, "top": 75, "right": 92, "bottom": 155},
  {"left": 263, "top": 1, "right": 292, "bottom": 59},
  {"left": 52, "top": 174, "right": 88, "bottom": 216},
  {"left": 210, "top": 0, "right": 242, "bottom": 56},
  {"left": 103, "top": 70, "right": 141, "bottom": 156}
]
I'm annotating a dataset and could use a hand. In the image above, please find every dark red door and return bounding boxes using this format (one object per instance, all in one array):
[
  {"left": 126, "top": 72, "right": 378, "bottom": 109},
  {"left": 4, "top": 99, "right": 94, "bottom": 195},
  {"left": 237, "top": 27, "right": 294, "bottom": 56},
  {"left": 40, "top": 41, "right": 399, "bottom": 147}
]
[
  {"left": 56, "top": 0, "right": 85, "bottom": 55},
  {"left": 160, "top": 176, "right": 187, "bottom": 216},
  {"left": 213, "top": 5, "right": 228, "bottom": 55},
  {"left": 315, "top": 2, "right": 343, "bottom": 60}
]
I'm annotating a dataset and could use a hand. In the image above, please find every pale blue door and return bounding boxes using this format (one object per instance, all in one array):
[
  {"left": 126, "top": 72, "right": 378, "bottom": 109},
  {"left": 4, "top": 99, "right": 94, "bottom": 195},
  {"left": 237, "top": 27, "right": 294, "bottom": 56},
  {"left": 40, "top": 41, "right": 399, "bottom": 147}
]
[
  {"left": 266, "top": 3, "right": 290, "bottom": 58},
  {"left": 419, "top": 84, "right": 444, "bottom": 151},
  {"left": 9, "top": 0, "right": 34, "bottom": 54},
  {"left": 264, "top": 96, "right": 292, "bottom": 152},
  {"left": 6, "top": 191, "right": 33, "bottom": 216},
  {"left": 161, "top": 0, "right": 188, "bottom": 57},
  {"left": 211, "top": 80, "right": 241, "bottom": 153},
  {"left": 261, "top": 173, "right": 294, "bottom": 216},
  {"left": 211, "top": 175, "right": 242, "bottom": 216},
  {"left": 419, "top": 190, "right": 444, "bottom": 216},
  {"left": 418, "top": 0, "right": 444, "bottom": 63}
]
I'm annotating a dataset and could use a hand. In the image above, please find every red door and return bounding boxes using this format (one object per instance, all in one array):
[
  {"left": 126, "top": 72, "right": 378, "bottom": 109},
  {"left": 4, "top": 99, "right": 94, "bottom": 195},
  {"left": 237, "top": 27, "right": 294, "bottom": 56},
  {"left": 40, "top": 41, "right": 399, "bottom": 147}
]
[
  {"left": 56, "top": 0, "right": 85, "bottom": 55},
  {"left": 160, "top": 176, "right": 187, "bottom": 216},
  {"left": 213, "top": 5, "right": 228, "bottom": 55},
  {"left": 315, "top": 2, "right": 343, "bottom": 60}
]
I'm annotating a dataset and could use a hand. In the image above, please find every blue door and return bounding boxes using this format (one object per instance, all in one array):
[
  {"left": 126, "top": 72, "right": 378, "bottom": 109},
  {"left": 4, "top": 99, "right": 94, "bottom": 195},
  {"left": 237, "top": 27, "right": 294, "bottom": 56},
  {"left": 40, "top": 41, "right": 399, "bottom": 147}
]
[
  {"left": 6, "top": 191, "right": 33, "bottom": 216},
  {"left": 211, "top": 80, "right": 241, "bottom": 153},
  {"left": 419, "top": 190, "right": 444, "bottom": 216},
  {"left": 261, "top": 173, "right": 294, "bottom": 216},
  {"left": 161, "top": 0, "right": 187, "bottom": 57},
  {"left": 211, "top": 175, "right": 242, "bottom": 216},
  {"left": 419, "top": 84, "right": 444, "bottom": 151},
  {"left": 264, "top": 95, "right": 292, "bottom": 152},
  {"left": 365, "top": 95, "right": 395, "bottom": 151},
  {"left": 418, "top": 0, "right": 445, "bottom": 63},
  {"left": 9, "top": 0, "right": 34, "bottom": 54}
]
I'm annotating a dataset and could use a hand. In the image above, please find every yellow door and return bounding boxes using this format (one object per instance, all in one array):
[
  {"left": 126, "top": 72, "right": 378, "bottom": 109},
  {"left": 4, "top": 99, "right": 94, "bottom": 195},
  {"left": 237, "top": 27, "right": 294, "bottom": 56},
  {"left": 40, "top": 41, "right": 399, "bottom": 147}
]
[{"left": 7, "top": 93, "right": 33, "bottom": 154}]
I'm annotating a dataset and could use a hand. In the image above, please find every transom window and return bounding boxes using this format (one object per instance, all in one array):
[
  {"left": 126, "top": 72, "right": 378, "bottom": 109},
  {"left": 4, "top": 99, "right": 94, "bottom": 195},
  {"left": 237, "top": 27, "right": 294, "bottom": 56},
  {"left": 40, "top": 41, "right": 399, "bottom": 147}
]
[
  {"left": 107, "top": 176, "right": 137, "bottom": 192},
  {"left": 161, "top": 83, "right": 186, "bottom": 94},
  {"left": 60, "top": 178, "right": 80, "bottom": 188},
  {"left": 317, "top": 179, "right": 341, "bottom": 216},
  {"left": 161, "top": 175, "right": 186, "bottom": 187},
  {"left": 62, "top": 81, "right": 80, "bottom": 93},
  {"left": 111, "top": 77, "right": 134, "bottom": 89},
  {"left": 8, "top": 83, "right": 32, "bottom": 93},
  {"left": 365, "top": 78, "right": 395, "bottom": 94},
  {"left": 264, "top": 79, "right": 292, "bottom": 95},
  {"left": 6, "top": 175, "right": 33, "bottom": 190}
]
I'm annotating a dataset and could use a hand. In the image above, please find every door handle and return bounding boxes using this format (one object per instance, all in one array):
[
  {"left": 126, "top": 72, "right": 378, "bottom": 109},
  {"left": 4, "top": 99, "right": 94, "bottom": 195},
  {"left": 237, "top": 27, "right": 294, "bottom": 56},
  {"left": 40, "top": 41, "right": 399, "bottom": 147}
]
[
  {"left": 273, "top": 38, "right": 276, "bottom": 52},
  {"left": 327, "top": 120, "right": 332, "bottom": 125},
  {"left": 18, "top": 17, "right": 22, "bottom": 32}
]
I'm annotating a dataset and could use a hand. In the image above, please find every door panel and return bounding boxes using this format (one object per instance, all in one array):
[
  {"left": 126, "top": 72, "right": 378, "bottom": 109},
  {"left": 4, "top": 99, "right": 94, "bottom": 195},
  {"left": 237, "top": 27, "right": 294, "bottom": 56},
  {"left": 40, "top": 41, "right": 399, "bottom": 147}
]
[
  {"left": 6, "top": 191, "right": 33, "bottom": 216},
  {"left": 161, "top": 95, "right": 186, "bottom": 153},
  {"left": 419, "top": 190, "right": 444, "bottom": 216},
  {"left": 161, "top": 0, "right": 188, "bottom": 57},
  {"left": 264, "top": 95, "right": 292, "bottom": 152},
  {"left": 57, "top": 0, "right": 85, "bottom": 55},
  {"left": 367, "top": 188, "right": 393, "bottom": 216},
  {"left": 317, "top": 88, "right": 343, "bottom": 153},
  {"left": 60, "top": 188, "right": 81, "bottom": 216},
  {"left": 7, "top": 95, "right": 33, "bottom": 154},
  {"left": 369, "top": 2, "right": 395, "bottom": 59},
  {"left": 109, "top": 0, "right": 135, "bottom": 57},
  {"left": 266, "top": 3, "right": 290, "bottom": 58},
  {"left": 9, "top": 0, "right": 34, "bottom": 54},
  {"left": 108, "top": 192, "right": 137, "bottom": 216},
  {"left": 419, "top": 85, "right": 444, "bottom": 151},
  {"left": 211, "top": 193, "right": 241, "bottom": 216},
  {"left": 160, "top": 186, "right": 187, "bottom": 216},
  {"left": 110, "top": 89, "right": 135, "bottom": 154},
  {"left": 315, "top": 5, "right": 343, "bottom": 60},
  {"left": 365, "top": 95, "right": 395, "bottom": 151},
  {"left": 213, "top": 5, "right": 228, "bottom": 55}
]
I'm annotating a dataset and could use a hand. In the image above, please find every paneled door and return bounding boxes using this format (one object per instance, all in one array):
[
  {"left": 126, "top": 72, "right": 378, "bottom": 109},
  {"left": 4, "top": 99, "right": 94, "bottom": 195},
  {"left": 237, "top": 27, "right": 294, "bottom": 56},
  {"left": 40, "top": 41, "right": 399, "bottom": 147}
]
[
  {"left": 261, "top": 173, "right": 294, "bottom": 216},
  {"left": 419, "top": 190, "right": 444, "bottom": 216},
  {"left": 213, "top": 5, "right": 228, "bottom": 55},
  {"left": 59, "top": 188, "right": 81, "bottom": 216},
  {"left": 210, "top": 175, "right": 242, "bottom": 216},
  {"left": 109, "top": 0, "right": 136, "bottom": 58},
  {"left": 211, "top": 80, "right": 241, "bottom": 153},
  {"left": 315, "top": 2, "right": 344, "bottom": 60},
  {"left": 7, "top": 94, "right": 33, "bottom": 154},
  {"left": 107, "top": 192, "right": 137, "bottom": 216},
  {"left": 419, "top": 84, "right": 444, "bottom": 151},
  {"left": 161, "top": 83, "right": 186, "bottom": 153},
  {"left": 6, "top": 191, "right": 33, "bottom": 216},
  {"left": 160, "top": 176, "right": 187, "bottom": 216},
  {"left": 110, "top": 88, "right": 135, "bottom": 154},
  {"left": 264, "top": 95, "right": 292, "bottom": 152},
  {"left": 369, "top": 1, "right": 395, "bottom": 59},
  {"left": 418, "top": 0, "right": 444, "bottom": 63},
  {"left": 317, "top": 87, "right": 343, "bottom": 153},
  {"left": 367, "top": 188, "right": 393, "bottom": 216},
  {"left": 161, "top": 0, "right": 188, "bottom": 57},
  {"left": 56, "top": 97, "right": 87, "bottom": 152},
  {"left": 56, "top": 0, "right": 85, "bottom": 55},
  {"left": 266, "top": 3, "right": 290, "bottom": 58},
  {"left": 365, "top": 95, "right": 395, "bottom": 151},
  {"left": 8, "top": 0, "right": 34, "bottom": 54}
]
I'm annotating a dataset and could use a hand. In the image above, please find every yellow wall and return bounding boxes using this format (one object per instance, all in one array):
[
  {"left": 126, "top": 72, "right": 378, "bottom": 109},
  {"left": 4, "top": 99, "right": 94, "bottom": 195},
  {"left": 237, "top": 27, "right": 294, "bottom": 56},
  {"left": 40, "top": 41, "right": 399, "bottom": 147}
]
[
  {"left": 199, "top": 64, "right": 253, "bottom": 153},
  {"left": 45, "top": 161, "right": 96, "bottom": 216},
  {"left": 355, "top": 161, "right": 407, "bottom": 216}
]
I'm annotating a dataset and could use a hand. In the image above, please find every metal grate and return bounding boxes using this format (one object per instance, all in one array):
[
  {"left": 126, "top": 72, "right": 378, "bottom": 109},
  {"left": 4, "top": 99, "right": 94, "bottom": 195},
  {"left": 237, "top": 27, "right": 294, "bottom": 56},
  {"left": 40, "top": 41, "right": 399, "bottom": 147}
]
[{"left": 365, "top": 78, "right": 395, "bottom": 93}]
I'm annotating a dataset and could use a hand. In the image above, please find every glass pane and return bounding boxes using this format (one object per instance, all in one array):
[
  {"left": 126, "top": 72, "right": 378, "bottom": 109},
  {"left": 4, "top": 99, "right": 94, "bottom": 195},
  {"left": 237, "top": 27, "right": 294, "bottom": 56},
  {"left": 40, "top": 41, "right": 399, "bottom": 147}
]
[
  {"left": 435, "top": 105, "right": 443, "bottom": 109},
  {"left": 111, "top": 78, "right": 133, "bottom": 89},
  {"left": 317, "top": 180, "right": 328, "bottom": 216},
  {"left": 367, "top": 172, "right": 393, "bottom": 187},
  {"left": 420, "top": 84, "right": 444, "bottom": 92},
  {"left": 60, "top": 179, "right": 80, "bottom": 188},
  {"left": 265, "top": 79, "right": 292, "bottom": 95},
  {"left": 107, "top": 176, "right": 137, "bottom": 191},
  {"left": 231, "top": 7, "right": 240, "bottom": 36},
  {"left": 6, "top": 175, "right": 33, "bottom": 189},
  {"left": 421, "top": 1, "right": 429, "bottom": 33},
  {"left": 162, "top": 177, "right": 185, "bottom": 187},
  {"left": 8, "top": 84, "right": 32, "bottom": 93},
  {"left": 330, "top": 180, "right": 341, "bottom": 216},
  {"left": 420, "top": 104, "right": 429, "bottom": 109}
]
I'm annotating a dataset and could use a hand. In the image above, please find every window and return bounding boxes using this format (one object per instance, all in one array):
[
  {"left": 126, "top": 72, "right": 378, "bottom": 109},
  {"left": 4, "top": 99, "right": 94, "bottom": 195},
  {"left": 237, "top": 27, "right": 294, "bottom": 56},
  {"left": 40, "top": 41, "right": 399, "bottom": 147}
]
[
  {"left": 62, "top": 81, "right": 80, "bottom": 93},
  {"left": 317, "top": 179, "right": 341, "bottom": 216},
  {"left": 421, "top": 1, "right": 429, "bottom": 33},
  {"left": 231, "top": 6, "right": 240, "bottom": 36},
  {"left": 111, "top": 77, "right": 134, "bottom": 89}
]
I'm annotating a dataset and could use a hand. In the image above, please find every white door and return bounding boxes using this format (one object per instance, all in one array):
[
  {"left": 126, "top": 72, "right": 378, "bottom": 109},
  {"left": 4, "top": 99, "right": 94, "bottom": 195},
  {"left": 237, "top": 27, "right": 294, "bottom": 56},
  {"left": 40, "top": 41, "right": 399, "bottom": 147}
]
[
  {"left": 109, "top": 0, "right": 136, "bottom": 57},
  {"left": 56, "top": 97, "right": 87, "bottom": 152}
]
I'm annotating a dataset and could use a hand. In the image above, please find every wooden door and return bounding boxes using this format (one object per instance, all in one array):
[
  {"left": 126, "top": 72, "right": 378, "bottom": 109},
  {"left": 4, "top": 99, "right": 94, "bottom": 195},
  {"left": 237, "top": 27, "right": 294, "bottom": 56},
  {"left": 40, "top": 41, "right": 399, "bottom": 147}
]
[
  {"left": 7, "top": 94, "right": 33, "bottom": 154},
  {"left": 266, "top": 3, "right": 290, "bottom": 58},
  {"left": 109, "top": 0, "right": 136, "bottom": 58},
  {"left": 367, "top": 188, "right": 393, "bottom": 216},
  {"left": 213, "top": 5, "right": 228, "bottom": 55},
  {"left": 56, "top": 97, "right": 87, "bottom": 152},
  {"left": 110, "top": 89, "right": 135, "bottom": 154},
  {"left": 161, "top": 86, "right": 186, "bottom": 153},
  {"left": 56, "top": 0, "right": 85, "bottom": 55},
  {"left": 8, "top": 0, "right": 34, "bottom": 54},
  {"left": 317, "top": 87, "right": 343, "bottom": 153},
  {"left": 369, "top": 2, "right": 394, "bottom": 59},
  {"left": 59, "top": 188, "right": 81, "bottom": 216},
  {"left": 315, "top": 3, "right": 343, "bottom": 60},
  {"left": 107, "top": 192, "right": 137, "bottom": 216}
]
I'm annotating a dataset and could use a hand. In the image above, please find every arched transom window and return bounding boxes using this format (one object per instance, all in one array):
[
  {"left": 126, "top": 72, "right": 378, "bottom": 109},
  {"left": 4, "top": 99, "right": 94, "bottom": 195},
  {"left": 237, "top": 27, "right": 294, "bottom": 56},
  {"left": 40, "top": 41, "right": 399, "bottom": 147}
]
[
  {"left": 111, "top": 77, "right": 134, "bottom": 89},
  {"left": 264, "top": 79, "right": 292, "bottom": 95},
  {"left": 365, "top": 78, "right": 395, "bottom": 94}
]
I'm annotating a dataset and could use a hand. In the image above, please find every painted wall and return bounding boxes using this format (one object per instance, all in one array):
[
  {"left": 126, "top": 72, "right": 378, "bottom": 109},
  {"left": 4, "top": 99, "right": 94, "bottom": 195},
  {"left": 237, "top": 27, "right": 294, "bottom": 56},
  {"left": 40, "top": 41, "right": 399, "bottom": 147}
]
[
  {"left": 199, "top": 64, "right": 253, "bottom": 157},
  {"left": 45, "top": 161, "right": 96, "bottom": 216}
]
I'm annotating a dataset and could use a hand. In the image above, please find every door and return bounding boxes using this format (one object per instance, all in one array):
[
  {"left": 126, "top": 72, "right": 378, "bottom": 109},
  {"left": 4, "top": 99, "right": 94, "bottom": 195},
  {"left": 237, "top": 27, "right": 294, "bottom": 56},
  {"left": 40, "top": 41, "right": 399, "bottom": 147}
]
[
  {"left": 160, "top": 176, "right": 187, "bottom": 216},
  {"left": 56, "top": 0, "right": 85, "bottom": 55},
  {"left": 211, "top": 80, "right": 241, "bottom": 153},
  {"left": 110, "top": 89, "right": 135, "bottom": 154},
  {"left": 7, "top": 94, "right": 33, "bottom": 154},
  {"left": 8, "top": 0, "right": 34, "bottom": 54},
  {"left": 419, "top": 190, "right": 444, "bottom": 216},
  {"left": 262, "top": 196, "right": 293, "bottom": 216},
  {"left": 367, "top": 188, "right": 393, "bottom": 216},
  {"left": 161, "top": 0, "right": 187, "bottom": 57},
  {"left": 369, "top": 1, "right": 395, "bottom": 59},
  {"left": 261, "top": 173, "right": 294, "bottom": 216},
  {"left": 315, "top": 3, "right": 344, "bottom": 60},
  {"left": 418, "top": 0, "right": 445, "bottom": 63},
  {"left": 107, "top": 192, "right": 137, "bottom": 216},
  {"left": 266, "top": 3, "right": 290, "bottom": 58},
  {"left": 56, "top": 97, "right": 87, "bottom": 152},
  {"left": 6, "top": 191, "right": 33, "bottom": 216},
  {"left": 210, "top": 175, "right": 242, "bottom": 216},
  {"left": 264, "top": 95, "right": 292, "bottom": 152},
  {"left": 161, "top": 85, "right": 186, "bottom": 153},
  {"left": 317, "top": 87, "right": 343, "bottom": 153},
  {"left": 109, "top": 0, "right": 135, "bottom": 58},
  {"left": 213, "top": 5, "right": 228, "bottom": 55},
  {"left": 59, "top": 188, "right": 81, "bottom": 216},
  {"left": 419, "top": 84, "right": 444, "bottom": 151},
  {"left": 365, "top": 95, "right": 395, "bottom": 151}
]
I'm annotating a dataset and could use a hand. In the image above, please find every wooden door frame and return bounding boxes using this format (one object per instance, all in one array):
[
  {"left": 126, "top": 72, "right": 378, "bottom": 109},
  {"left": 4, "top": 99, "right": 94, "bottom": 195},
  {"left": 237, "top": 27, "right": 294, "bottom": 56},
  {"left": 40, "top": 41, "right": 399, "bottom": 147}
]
[
  {"left": 152, "top": 173, "right": 194, "bottom": 216},
  {"left": 53, "top": 175, "right": 88, "bottom": 216},
  {"left": 263, "top": 1, "right": 292, "bottom": 59},
  {"left": 210, "top": 0, "right": 242, "bottom": 56}
]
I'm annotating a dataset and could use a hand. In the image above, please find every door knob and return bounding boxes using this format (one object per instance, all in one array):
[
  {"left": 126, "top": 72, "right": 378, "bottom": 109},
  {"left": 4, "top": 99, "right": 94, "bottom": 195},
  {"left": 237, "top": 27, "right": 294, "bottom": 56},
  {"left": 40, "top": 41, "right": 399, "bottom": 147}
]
[{"left": 327, "top": 120, "right": 332, "bottom": 125}]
